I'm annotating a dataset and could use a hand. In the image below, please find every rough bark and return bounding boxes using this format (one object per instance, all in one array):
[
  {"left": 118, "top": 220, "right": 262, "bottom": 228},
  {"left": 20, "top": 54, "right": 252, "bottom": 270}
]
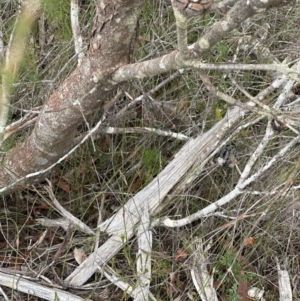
[
  {"left": 111, "top": 0, "right": 287, "bottom": 82},
  {"left": 0, "top": 0, "right": 288, "bottom": 191},
  {"left": 0, "top": 0, "right": 145, "bottom": 189}
]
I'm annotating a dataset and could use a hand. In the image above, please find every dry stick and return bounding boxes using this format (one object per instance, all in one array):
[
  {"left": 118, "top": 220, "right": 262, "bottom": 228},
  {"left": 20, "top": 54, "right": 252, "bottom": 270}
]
[
  {"left": 190, "top": 237, "right": 218, "bottom": 301},
  {"left": 65, "top": 103, "right": 246, "bottom": 286},
  {"left": 193, "top": 63, "right": 300, "bottom": 82},
  {"left": 230, "top": 75, "right": 299, "bottom": 134},
  {"left": 237, "top": 122, "right": 274, "bottom": 186},
  {"left": 112, "top": 0, "right": 291, "bottom": 82},
  {"left": 133, "top": 209, "right": 152, "bottom": 301},
  {"left": 171, "top": 0, "right": 189, "bottom": 60},
  {"left": 0, "top": 286, "right": 8, "bottom": 301},
  {"left": 65, "top": 73, "right": 289, "bottom": 286},
  {"left": 35, "top": 217, "right": 72, "bottom": 232},
  {"left": 0, "top": 270, "right": 90, "bottom": 301},
  {"left": 98, "top": 126, "right": 189, "bottom": 141},
  {"left": 97, "top": 264, "right": 157, "bottom": 300},
  {"left": 276, "top": 258, "right": 293, "bottom": 301},
  {"left": 274, "top": 77, "right": 296, "bottom": 110},
  {"left": 34, "top": 180, "right": 95, "bottom": 236},
  {"left": 112, "top": 56, "right": 300, "bottom": 84},
  {"left": 70, "top": 0, "right": 84, "bottom": 65},
  {"left": 170, "top": 71, "right": 288, "bottom": 194},
  {"left": 163, "top": 72, "right": 298, "bottom": 227},
  {"left": 163, "top": 131, "right": 300, "bottom": 228}
]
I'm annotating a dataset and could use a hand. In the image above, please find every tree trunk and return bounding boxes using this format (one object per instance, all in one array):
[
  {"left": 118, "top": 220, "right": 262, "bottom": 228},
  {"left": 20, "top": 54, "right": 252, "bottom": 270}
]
[{"left": 0, "top": 0, "right": 145, "bottom": 191}]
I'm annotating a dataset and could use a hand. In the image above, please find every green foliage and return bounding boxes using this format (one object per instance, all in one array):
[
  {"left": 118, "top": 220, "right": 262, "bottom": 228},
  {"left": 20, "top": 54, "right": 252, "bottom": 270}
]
[
  {"left": 219, "top": 251, "right": 243, "bottom": 273},
  {"left": 215, "top": 251, "right": 254, "bottom": 300},
  {"left": 42, "top": 0, "right": 72, "bottom": 40},
  {"left": 141, "top": 147, "right": 163, "bottom": 176},
  {"left": 0, "top": 2, "right": 299, "bottom": 300},
  {"left": 19, "top": 44, "right": 39, "bottom": 81}
]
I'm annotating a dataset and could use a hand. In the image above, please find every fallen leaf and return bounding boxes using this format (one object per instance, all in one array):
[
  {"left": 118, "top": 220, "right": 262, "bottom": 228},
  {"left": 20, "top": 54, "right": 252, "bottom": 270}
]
[
  {"left": 175, "top": 249, "right": 188, "bottom": 262},
  {"left": 74, "top": 248, "right": 87, "bottom": 264},
  {"left": 244, "top": 237, "right": 254, "bottom": 247}
]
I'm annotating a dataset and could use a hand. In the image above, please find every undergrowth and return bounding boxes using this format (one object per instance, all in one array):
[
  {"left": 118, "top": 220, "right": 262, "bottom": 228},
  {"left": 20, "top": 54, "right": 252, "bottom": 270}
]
[{"left": 0, "top": 0, "right": 299, "bottom": 300}]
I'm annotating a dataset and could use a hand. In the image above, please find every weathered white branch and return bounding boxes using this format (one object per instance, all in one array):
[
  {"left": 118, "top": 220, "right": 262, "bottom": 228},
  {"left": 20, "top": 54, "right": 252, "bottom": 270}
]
[
  {"left": 190, "top": 237, "right": 218, "bottom": 301},
  {"left": 65, "top": 104, "right": 246, "bottom": 286},
  {"left": 0, "top": 270, "right": 89, "bottom": 301},
  {"left": 71, "top": 0, "right": 84, "bottom": 65},
  {"left": 0, "top": 286, "right": 8, "bottom": 301},
  {"left": 171, "top": 0, "right": 189, "bottom": 60},
  {"left": 133, "top": 209, "right": 152, "bottom": 301},
  {"left": 194, "top": 63, "right": 300, "bottom": 81},
  {"left": 276, "top": 259, "right": 293, "bottom": 301},
  {"left": 163, "top": 132, "right": 300, "bottom": 228},
  {"left": 111, "top": 0, "right": 288, "bottom": 82},
  {"left": 101, "top": 126, "right": 189, "bottom": 141},
  {"left": 100, "top": 265, "right": 157, "bottom": 301},
  {"left": 43, "top": 180, "right": 95, "bottom": 235},
  {"left": 36, "top": 217, "right": 72, "bottom": 231},
  {"left": 236, "top": 122, "right": 274, "bottom": 186}
]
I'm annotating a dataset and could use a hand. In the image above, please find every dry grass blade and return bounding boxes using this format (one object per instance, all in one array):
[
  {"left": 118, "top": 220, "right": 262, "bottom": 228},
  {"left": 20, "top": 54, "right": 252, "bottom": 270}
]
[{"left": 190, "top": 237, "right": 218, "bottom": 301}]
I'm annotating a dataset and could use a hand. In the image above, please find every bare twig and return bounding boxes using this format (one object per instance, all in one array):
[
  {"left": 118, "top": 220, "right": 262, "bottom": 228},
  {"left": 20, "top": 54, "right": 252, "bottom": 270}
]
[
  {"left": 99, "top": 126, "right": 189, "bottom": 141},
  {"left": 171, "top": 0, "right": 189, "bottom": 60},
  {"left": 133, "top": 209, "right": 152, "bottom": 301},
  {"left": 65, "top": 103, "right": 246, "bottom": 286},
  {"left": 112, "top": 0, "right": 290, "bottom": 82},
  {"left": 42, "top": 180, "right": 95, "bottom": 235},
  {"left": 71, "top": 0, "right": 84, "bottom": 65},
  {"left": 190, "top": 237, "right": 218, "bottom": 301},
  {"left": 163, "top": 132, "right": 300, "bottom": 228}
]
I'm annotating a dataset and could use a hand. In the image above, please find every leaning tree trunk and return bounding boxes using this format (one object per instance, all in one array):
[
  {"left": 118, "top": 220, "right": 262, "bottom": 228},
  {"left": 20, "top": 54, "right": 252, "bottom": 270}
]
[
  {"left": 0, "top": 0, "right": 288, "bottom": 193},
  {"left": 0, "top": 0, "right": 145, "bottom": 191}
]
